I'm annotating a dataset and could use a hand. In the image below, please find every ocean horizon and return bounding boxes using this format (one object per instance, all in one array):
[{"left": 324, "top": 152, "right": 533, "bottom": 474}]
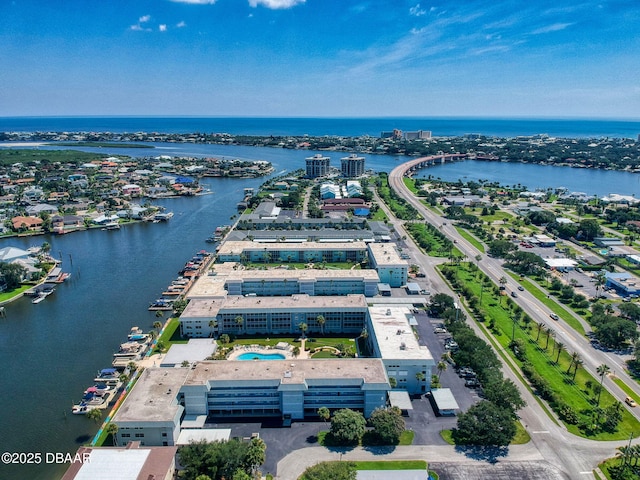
[{"left": 1, "top": 116, "right": 640, "bottom": 139}]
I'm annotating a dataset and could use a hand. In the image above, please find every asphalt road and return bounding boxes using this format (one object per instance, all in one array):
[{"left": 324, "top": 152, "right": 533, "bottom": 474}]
[{"left": 387, "top": 156, "right": 640, "bottom": 479}]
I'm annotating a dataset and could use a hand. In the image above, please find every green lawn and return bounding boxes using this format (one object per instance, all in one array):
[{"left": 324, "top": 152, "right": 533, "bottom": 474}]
[
  {"left": 440, "top": 421, "right": 529, "bottom": 445},
  {"left": 403, "top": 177, "right": 419, "bottom": 195},
  {"left": 318, "top": 429, "right": 414, "bottom": 448},
  {"left": 507, "top": 275, "right": 586, "bottom": 335},
  {"left": 612, "top": 377, "right": 640, "bottom": 405},
  {"left": 443, "top": 263, "right": 640, "bottom": 440},
  {"left": 354, "top": 460, "right": 427, "bottom": 470},
  {"left": 371, "top": 208, "right": 388, "bottom": 221},
  {"left": 154, "top": 317, "right": 186, "bottom": 352},
  {"left": 0, "top": 284, "right": 32, "bottom": 303},
  {"left": 455, "top": 226, "right": 485, "bottom": 253}
]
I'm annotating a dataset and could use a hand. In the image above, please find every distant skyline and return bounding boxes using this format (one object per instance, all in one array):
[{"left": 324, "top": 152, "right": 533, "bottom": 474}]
[{"left": 1, "top": 1, "right": 639, "bottom": 119}]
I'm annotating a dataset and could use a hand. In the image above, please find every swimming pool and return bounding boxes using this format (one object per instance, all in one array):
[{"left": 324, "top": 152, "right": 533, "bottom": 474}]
[{"left": 236, "top": 352, "right": 286, "bottom": 361}]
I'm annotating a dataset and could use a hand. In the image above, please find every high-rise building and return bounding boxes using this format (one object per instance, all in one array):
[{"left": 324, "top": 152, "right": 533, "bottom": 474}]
[
  {"left": 340, "top": 154, "right": 365, "bottom": 178},
  {"left": 404, "top": 130, "right": 432, "bottom": 140},
  {"left": 305, "top": 154, "right": 330, "bottom": 178}
]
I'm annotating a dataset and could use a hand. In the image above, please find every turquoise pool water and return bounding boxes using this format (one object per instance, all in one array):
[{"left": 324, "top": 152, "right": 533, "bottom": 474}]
[{"left": 237, "top": 352, "right": 286, "bottom": 361}]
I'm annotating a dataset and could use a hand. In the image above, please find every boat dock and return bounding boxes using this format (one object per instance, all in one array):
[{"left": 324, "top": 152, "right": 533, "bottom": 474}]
[{"left": 148, "top": 250, "right": 211, "bottom": 311}]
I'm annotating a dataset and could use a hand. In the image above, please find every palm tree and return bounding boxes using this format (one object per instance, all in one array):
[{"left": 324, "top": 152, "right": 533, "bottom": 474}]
[
  {"left": 316, "top": 315, "right": 325, "bottom": 335},
  {"left": 360, "top": 327, "right": 369, "bottom": 340},
  {"left": 555, "top": 341, "right": 565, "bottom": 364},
  {"left": 544, "top": 327, "right": 554, "bottom": 350},
  {"left": 208, "top": 319, "right": 218, "bottom": 337},
  {"left": 292, "top": 346, "right": 300, "bottom": 357},
  {"left": 568, "top": 351, "right": 580, "bottom": 374},
  {"left": 153, "top": 320, "right": 163, "bottom": 333},
  {"left": 572, "top": 357, "right": 583, "bottom": 381},
  {"left": 594, "top": 273, "right": 606, "bottom": 298},
  {"left": 106, "top": 422, "right": 119, "bottom": 446},
  {"left": 616, "top": 445, "right": 632, "bottom": 467},
  {"left": 86, "top": 408, "right": 102, "bottom": 424},
  {"left": 154, "top": 310, "right": 164, "bottom": 319},
  {"left": 235, "top": 315, "right": 244, "bottom": 333},
  {"left": 436, "top": 361, "right": 447, "bottom": 379},
  {"left": 318, "top": 406, "right": 330, "bottom": 428},
  {"left": 536, "top": 322, "right": 545, "bottom": 342},
  {"left": 596, "top": 364, "right": 611, "bottom": 406},
  {"left": 298, "top": 322, "right": 308, "bottom": 339}
]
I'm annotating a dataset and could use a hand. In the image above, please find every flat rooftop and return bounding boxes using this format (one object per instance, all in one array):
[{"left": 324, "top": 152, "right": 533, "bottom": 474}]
[
  {"left": 217, "top": 240, "right": 368, "bottom": 256},
  {"left": 185, "top": 358, "right": 388, "bottom": 386},
  {"left": 368, "top": 306, "right": 433, "bottom": 361},
  {"left": 367, "top": 243, "right": 406, "bottom": 266},
  {"left": 113, "top": 368, "right": 190, "bottom": 423},
  {"left": 212, "top": 264, "right": 380, "bottom": 281},
  {"left": 181, "top": 294, "right": 369, "bottom": 318}
]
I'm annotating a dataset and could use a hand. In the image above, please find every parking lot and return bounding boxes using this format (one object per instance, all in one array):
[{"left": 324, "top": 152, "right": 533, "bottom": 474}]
[{"left": 199, "top": 310, "right": 483, "bottom": 475}]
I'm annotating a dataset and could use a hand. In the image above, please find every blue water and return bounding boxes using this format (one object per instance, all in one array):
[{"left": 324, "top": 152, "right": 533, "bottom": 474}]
[
  {"left": 1, "top": 116, "right": 640, "bottom": 138},
  {"left": 0, "top": 116, "right": 638, "bottom": 479},
  {"left": 236, "top": 352, "right": 286, "bottom": 361}
]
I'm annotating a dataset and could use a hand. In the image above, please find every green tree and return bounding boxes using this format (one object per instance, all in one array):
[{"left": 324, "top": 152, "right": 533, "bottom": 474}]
[
  {"left": 578, "top": 218, "right": 602, "bottom": 241},
  {"left": 436, "top": 361, "right": 447, "bottom": 379},
  {"left": 596, "top": 364, "right": 611, "bottom": 406},
  {"left": 318, "top": 406, "right": 330, "bottom": 428},
  {"left": 300, "top": 461, "right": 357, "bottom": 480},
  {"left": 86, "top": 408, "right": 103, "bottom": 424},
  {"left": 330, "top": 408, "right": 366, "bottom": 445},
  {"left": 452, "top": 400, "right": 516, "bottom": 446},
  {"left": 298, "top": 322, "right": 308, "bottom": 339},
  {"left": 316, "top": 315, "right": 325, "bottom": 335},
  {"left": 244, "top": 437, "right": 266, "bottom": 475},
  {"left": 105, "top": 422, "right": 119, "bottom": 446},
  {"left": 483, "top": 378, "right": 526, "bottom": 416},
  {"left": 235, "top": 315, "right": 244, "bottom": 332},
  {"left": 178, "top": 439, "right": 252, "bottom": 480},
  {"left": 0, "top": 262, "right": 26, "bottom": 290},
  {"left": 367, "top": 407, "right": 405, "bottom": 445}
]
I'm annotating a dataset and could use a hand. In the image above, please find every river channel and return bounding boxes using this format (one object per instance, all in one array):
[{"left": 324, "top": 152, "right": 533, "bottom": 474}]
[{"left": 0, "top": 143, "right": 637, "bottom": 480}]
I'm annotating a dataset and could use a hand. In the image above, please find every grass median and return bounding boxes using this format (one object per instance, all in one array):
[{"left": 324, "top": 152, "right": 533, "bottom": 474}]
[{"left": 441, "top": 262, "right": 640, "bottom": 440}]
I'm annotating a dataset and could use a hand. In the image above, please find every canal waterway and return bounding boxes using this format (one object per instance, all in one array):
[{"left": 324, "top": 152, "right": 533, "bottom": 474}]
[{"left": 0, "top": 143, "right": 638, "bottom": 480}]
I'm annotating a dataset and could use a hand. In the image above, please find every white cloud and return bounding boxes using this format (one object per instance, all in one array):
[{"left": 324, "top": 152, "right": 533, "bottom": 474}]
[
  {"left": 409, "top": 4, "right": 426, "bottom": 17},
  {"left": 530, "top": 22, "right": 573, "bottom": 35},
  {"left": 248, "top": 0, "right": 305, "bottom": 9},
  {"left": 129, "top": 24, "right": 151, "bottom": 32},
  {"left": 177, "top": 21, "right": 187, "bottom": 28},
  {"left": 139, "top": 14, "right": 151, "bottom": 23},
  {"left": 159, "top": 24, "right": 167, "bottom": 32},
  {"left": 169, "top": 0, "right": 217, "bottom": 4}
]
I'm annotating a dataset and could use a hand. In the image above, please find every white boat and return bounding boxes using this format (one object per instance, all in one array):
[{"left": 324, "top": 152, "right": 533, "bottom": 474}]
[
  {"left": 71, "top": 403, "right": 95, "bottom": 415},
  {"left": 31, "top": 289, "right": 54, "bottom": 304},
  {"left": 128, "top": 326, "right": 148, "bottom": 341},
  {"left": 32, "top": 294, "right": 46, "bottom": 304},
  {"left": 154, "top": 212, "right": 174, "bottom": 221}
]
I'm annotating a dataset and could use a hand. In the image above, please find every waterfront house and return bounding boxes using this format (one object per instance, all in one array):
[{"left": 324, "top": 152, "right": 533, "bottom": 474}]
[
  {"left": 11, "top": 215, "right": 43, "bottom": 232},
  {"left": 25, "top": 203, "right": 59, "bottom": 216},
  {"left": 121, "top": 184, "right": 142, "bottom": 196}
]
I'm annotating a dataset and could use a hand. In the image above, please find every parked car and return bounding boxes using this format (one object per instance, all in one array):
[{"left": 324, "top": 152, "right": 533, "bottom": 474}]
[{"left": 434, "top": 327, "right": 448, "bottom": 334}]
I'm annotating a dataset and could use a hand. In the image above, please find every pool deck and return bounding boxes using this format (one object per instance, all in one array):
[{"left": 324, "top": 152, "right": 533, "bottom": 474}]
[{"left": 227, "top": 343, "right": 301, "bottom": 360}]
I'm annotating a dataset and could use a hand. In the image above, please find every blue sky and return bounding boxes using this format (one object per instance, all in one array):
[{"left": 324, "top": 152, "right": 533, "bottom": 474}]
[{"left": 1, "top": 0, "right": 639, "bottom": 118}]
